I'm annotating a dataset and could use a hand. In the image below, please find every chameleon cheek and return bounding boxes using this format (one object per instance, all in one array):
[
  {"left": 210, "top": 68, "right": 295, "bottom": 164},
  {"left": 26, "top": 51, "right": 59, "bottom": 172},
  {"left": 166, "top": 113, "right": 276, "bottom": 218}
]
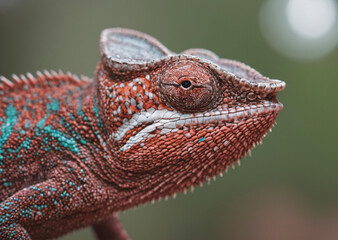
[{"left": 157, "top": 60, "right": 221, "bottom": 113}]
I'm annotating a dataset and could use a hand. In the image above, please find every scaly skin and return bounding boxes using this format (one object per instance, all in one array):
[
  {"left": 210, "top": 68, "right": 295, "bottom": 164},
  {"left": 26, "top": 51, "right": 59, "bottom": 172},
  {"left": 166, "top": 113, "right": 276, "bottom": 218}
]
[{"left": 0, "top": 28, "right": 285, "bottom": 239}]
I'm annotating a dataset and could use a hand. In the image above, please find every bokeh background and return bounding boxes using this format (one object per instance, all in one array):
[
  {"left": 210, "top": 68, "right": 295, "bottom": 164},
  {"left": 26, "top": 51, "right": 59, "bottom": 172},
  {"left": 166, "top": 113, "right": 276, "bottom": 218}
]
[{"left": 1, "top": 0, "right": 337, "bottom": 239}]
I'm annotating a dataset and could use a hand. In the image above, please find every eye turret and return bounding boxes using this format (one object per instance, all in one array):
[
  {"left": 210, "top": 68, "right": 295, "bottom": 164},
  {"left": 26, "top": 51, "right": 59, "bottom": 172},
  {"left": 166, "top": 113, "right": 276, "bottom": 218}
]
[{"left": 156, "top": 60, "right": 221, "bottom": 113}]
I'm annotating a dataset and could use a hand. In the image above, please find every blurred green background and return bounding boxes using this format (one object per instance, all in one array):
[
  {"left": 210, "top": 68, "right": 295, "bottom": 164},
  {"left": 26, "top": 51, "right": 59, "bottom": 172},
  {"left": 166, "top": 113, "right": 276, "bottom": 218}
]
[{"left": 1, "top": 0, "right": 337, "bottom": 239}]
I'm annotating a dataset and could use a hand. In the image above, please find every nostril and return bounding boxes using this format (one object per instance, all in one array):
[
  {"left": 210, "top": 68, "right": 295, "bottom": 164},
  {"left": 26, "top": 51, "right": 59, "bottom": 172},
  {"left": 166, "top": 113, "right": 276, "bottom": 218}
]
[{"left": 246, "top": 92, "right": 256, "bottom": 101}]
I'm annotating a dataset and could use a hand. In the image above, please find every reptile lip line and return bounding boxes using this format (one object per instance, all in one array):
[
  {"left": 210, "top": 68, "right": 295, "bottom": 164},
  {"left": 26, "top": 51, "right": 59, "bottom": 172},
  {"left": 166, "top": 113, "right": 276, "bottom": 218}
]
[{"left": 116, "top": 101, "right": 283, "bottom": 151}]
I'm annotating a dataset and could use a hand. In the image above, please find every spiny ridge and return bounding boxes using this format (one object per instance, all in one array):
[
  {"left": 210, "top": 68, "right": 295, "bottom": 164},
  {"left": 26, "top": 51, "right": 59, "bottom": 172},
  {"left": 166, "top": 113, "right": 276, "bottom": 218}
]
[{"left": 0, "top": 70, "right": 91, "bottom": 92}]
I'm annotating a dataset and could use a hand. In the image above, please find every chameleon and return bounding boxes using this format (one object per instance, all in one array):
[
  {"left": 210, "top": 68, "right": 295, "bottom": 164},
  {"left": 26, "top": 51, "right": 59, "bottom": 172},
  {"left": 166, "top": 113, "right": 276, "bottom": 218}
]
[{"left": 0, "top": 28, "right": 285, "bottom": 239}]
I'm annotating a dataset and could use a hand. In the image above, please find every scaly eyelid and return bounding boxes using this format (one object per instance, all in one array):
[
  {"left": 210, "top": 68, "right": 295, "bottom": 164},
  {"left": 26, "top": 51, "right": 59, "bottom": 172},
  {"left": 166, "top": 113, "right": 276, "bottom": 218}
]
[
  {"left": 178, "top": 76, "right": 206, "bottom": 89},
  {"left": 163, "top": 76, "right": 206, "bottom": 89},
  {"left": 163, "top": 76, "right": 196, "bottom": 87},
  {"left": 177, "top": 76, "right": 195, "bottom": 84}
]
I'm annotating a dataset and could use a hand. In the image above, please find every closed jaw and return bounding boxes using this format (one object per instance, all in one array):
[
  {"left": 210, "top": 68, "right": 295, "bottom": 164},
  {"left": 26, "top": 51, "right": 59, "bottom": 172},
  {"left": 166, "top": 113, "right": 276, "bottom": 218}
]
[{"left": 114, "top": 101, "right": 283, "bottom": 151}]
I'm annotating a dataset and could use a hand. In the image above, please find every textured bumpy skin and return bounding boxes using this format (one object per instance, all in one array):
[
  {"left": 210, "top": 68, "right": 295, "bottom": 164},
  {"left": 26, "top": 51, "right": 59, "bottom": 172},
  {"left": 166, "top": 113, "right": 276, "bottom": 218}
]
[{"left": 0, "top": 28, "right": 285, "bottom": 239}]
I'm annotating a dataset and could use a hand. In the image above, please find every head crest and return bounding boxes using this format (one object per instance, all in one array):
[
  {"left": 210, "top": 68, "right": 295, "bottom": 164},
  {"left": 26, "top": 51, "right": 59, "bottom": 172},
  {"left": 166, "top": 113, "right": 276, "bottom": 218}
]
[{"left": 100, "top": 28, "right": 285, "bottom": 93}]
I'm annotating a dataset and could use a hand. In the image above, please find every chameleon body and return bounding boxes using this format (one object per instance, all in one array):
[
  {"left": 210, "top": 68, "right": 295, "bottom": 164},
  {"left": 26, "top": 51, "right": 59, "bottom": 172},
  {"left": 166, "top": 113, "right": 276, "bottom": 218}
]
[{"left": 0, "top": 28, "right": 285, "bottom": 239}]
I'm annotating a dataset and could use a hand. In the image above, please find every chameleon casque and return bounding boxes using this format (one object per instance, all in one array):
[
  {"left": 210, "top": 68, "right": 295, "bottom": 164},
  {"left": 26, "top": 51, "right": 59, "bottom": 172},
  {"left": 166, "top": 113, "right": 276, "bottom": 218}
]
[{"left": 0, "top": 28, "right": 285, "bottom": 239}]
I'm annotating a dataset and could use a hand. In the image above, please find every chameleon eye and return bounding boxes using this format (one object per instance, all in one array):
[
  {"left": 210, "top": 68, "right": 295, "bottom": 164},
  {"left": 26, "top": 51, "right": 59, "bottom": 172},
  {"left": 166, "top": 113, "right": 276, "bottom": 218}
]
[
  {"left": 180, "top": 80, "right": 192, "bottom": 89},
  {"left": 157, "top": 60, "right": 221, "bottom": 113}
]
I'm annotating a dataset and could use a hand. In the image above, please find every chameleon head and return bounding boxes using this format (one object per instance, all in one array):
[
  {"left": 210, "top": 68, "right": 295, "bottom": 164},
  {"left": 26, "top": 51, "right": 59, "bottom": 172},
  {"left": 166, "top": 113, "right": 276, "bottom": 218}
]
[{"left": 96, "top": 28, "right": 285, "bottom": 203}]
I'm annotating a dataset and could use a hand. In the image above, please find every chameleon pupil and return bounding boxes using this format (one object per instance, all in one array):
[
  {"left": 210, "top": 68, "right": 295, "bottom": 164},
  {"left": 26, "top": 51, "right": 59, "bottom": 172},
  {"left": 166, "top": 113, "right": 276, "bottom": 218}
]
[{"left": 181, "top": 80, "right": 192, "bottom": 89}]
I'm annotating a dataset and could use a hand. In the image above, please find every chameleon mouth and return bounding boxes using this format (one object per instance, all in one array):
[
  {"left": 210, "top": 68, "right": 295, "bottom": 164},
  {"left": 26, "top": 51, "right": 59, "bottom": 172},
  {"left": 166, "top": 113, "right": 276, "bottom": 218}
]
[
  {"left": 114, "top": 101, "right": 283, "bottom": 152},
  {"left": 181, "top": 101, "right": 283, "bottom": 124}
]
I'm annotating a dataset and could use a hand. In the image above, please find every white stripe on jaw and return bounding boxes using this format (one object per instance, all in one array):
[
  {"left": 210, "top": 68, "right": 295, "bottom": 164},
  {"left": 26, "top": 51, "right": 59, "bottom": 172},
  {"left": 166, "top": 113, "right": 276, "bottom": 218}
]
[
  {"left": 113, "top": 108, "right": 183, "bottom": 141},
  {"left": 115, "top": 102, "right": 283, "bottom": 152}
]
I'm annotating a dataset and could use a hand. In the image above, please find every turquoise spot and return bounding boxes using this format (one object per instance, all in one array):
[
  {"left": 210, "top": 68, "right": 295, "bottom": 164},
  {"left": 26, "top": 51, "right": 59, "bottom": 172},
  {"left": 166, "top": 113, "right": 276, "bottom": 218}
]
[
  {"left": 19, "top": 138, "right": 31, "bottom": 150},
  {"left": 36, "top": 116, "right": 48, "bottom": 128},
  {"left": 0, "top": 104, "right": 18, "bottom": 154},
  {"left": 42, "top": 126, "right": 79, "bottom": 153},
  {"left": 25, "top": 120, "right": 31, "bottom": 128},
  {"left": 36, "top": 98, "right": 59, "bottom": 129},
  {"left": 93, "top": 99, "right": 106, "bottom": 133},
  {"left": 49, "top": 98, "right": 60, "bottom": 112},
  {"left": 198, "top": 137, "right": 206, "bottom": 143},
  {"left": 67, "top": 112, "right": 76, "bottom": 120}
]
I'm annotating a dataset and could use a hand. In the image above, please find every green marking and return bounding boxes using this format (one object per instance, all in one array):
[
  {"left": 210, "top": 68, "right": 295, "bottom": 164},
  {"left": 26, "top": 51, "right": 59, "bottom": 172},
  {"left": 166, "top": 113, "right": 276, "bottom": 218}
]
[
  {"left": 36, "top": 98, "right": 60, "bottom": 129},
  {"left": 42, "top": 126, "right": 79, "bottom": 153},
  {"left": 93, "top": 98, "right": 106, "bottom": 132},
  {"left": 36, "top": 116, "right": 48, "bottom": 129},
  {"left": 0, "top": 104, "right": 18, "bottom": 155},
  {"left": 15, "top": 138, "right": 31, "bottom": 152},
  {"left": 48, "top": 98, "right": 60, "bottom": 112}
]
